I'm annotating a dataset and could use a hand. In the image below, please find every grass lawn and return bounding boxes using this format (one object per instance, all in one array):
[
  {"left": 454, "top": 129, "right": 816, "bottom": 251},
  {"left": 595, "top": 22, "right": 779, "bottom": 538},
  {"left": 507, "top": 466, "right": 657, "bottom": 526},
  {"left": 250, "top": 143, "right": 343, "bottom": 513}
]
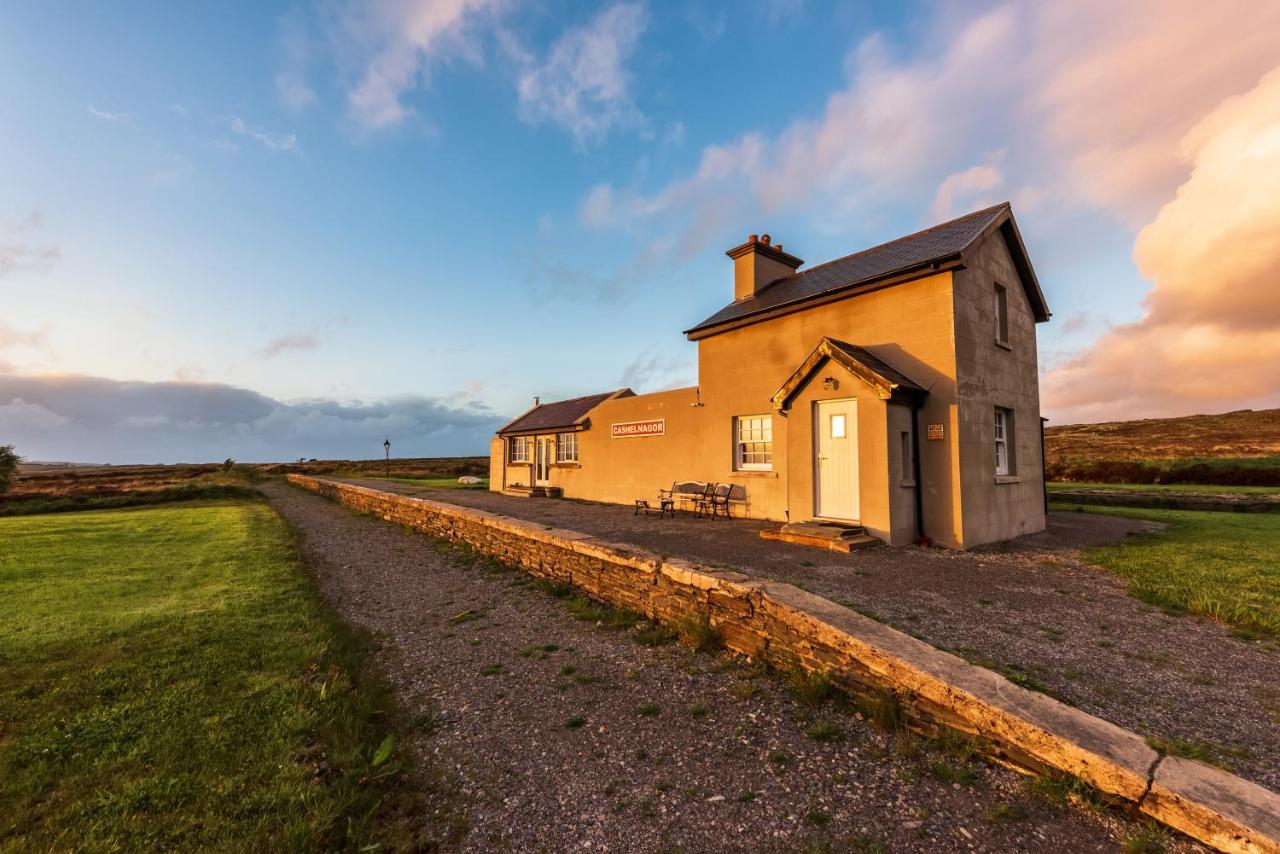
[
  {"left": 375, "top": 476, "right": 489, "bottom": 490},
  {"left": 0, "top": 500, "right": 443, "bottom": 850},
  {"left": 1049, "top": 481, "right": 1280, "bottom": 496},
  {"left": 1053, "top": 503, "right": 1280, "bottom": 637}
]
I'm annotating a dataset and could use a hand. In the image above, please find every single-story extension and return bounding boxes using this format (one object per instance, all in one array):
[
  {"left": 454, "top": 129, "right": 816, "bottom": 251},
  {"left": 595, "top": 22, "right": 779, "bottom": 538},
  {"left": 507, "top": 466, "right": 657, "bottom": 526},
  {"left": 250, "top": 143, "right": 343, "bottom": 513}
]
[{"left": 489, "top": 203, "right": 1051, "bottom": 549}]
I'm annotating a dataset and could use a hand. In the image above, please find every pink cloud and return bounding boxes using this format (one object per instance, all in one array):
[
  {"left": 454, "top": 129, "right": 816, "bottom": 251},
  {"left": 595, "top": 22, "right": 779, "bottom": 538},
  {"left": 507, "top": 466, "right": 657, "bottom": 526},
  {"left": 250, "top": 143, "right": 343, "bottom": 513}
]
[{"left": 1043, "top": 69, "right": 1280, "bottom": 422}]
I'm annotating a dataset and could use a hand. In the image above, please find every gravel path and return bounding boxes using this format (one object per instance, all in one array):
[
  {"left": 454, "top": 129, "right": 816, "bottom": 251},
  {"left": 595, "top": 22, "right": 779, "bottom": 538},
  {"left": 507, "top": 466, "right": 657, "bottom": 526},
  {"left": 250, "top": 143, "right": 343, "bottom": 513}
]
[
  {"left": 340, "top": 478, "right": 1280, "bottom": 793},
  {"left": 262, "top": 481, "right": 1200, "bottom": 852}
]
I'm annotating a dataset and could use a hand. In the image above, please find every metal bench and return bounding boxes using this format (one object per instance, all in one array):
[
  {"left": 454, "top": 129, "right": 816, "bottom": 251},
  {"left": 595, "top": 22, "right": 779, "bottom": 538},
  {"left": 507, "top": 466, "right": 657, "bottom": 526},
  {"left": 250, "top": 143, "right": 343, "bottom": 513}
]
[{"left": 660, "top": 480, "right": 708, "bottom": 513}]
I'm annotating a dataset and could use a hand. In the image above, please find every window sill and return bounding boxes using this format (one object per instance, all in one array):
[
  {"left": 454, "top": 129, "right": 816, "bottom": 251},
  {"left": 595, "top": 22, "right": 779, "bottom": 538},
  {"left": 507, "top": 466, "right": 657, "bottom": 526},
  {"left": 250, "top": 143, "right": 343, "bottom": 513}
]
[
  {"left": 507, "top": 461, "right": 531, "bottom": 467},
  {"left": 994, "top": 338, "right": 1012, "bottom": 351},
  {"left": 994, "top": 475, "right": 1021, "bottom": 484},
  {"left": 730, "top": 470, "right": 775, "bottom": 477},
  {"left": 899, "top": 479, "right": 917, "bottom": 488},
  {"left": 553, "top": 462, "right": 581, "bottom": 468}
]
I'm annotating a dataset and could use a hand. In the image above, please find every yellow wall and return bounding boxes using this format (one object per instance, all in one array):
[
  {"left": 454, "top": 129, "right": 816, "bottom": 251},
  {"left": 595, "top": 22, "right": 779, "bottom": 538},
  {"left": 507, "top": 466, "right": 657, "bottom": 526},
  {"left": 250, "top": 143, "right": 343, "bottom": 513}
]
[{"left": 488, "top": 240, "right": 1047, "bottom": 549}]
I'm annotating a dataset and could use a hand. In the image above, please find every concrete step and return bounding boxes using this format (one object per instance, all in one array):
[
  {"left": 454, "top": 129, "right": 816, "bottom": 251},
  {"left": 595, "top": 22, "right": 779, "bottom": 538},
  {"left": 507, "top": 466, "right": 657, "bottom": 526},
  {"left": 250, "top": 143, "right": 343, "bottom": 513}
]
[{"left": 760, "top": 521, "right": 882, "bottom": 553}]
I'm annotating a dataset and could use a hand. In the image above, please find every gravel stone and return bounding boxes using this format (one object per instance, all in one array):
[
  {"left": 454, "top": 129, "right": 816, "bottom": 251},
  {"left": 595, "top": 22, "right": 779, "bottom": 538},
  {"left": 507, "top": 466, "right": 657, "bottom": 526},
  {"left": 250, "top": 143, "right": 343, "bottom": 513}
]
[{"left": 264, "top": 481, "right": 1207, "bottom": 852}]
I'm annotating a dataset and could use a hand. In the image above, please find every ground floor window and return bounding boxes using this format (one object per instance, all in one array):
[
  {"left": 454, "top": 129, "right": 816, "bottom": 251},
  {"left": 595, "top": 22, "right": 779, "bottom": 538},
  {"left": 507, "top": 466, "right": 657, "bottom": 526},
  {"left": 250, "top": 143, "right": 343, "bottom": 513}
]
[
  {"left": 994, "top": 407, "right": 1015, "bottom": 475},
  {"left": 734, "top": 414, "right": 773, "bottom": 471},
  {"left": 556, "top": 432, "right": 579, "bottom": 463},
  {"left": 509, "top": 436, "right": 529, "bottom": 463}
]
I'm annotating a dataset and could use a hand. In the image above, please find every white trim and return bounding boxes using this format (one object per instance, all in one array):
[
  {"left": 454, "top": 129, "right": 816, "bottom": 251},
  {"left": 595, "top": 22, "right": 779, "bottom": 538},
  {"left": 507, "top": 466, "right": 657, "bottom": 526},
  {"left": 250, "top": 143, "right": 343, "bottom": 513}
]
[{"left": 733, "top": 414, "right": 773, "bottom": 471}]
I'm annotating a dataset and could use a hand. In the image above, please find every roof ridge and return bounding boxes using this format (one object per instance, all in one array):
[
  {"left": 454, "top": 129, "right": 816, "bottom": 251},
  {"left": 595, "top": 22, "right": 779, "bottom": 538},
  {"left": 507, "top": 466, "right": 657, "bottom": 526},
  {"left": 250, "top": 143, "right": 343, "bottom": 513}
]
[
  {"left": 792, "top": 201, "right": 1010, "bottom": 281},
  {"left": 529, "top": 389, "right": 618, "bottom": 408}
]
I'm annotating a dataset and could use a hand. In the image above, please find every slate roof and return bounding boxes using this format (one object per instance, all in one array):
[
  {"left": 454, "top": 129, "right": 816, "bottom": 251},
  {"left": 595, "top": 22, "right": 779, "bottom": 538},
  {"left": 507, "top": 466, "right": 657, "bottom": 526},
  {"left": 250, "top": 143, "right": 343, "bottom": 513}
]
[
  {"left": 826, "top": 339, "right": 927, "bottom": 396},
  {"left": 497, "top": 389, "right": 631, "bottom": 435},
  {"left": 686, "top": 203, "right": 1048, "bottom": 337}
]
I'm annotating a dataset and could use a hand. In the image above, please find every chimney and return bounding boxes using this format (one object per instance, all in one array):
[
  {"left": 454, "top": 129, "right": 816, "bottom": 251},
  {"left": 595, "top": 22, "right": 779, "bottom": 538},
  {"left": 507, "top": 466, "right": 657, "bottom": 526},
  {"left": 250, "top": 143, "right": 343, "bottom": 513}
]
[{"left": 725, "top": 233, "right": 803, "bottom": 301}]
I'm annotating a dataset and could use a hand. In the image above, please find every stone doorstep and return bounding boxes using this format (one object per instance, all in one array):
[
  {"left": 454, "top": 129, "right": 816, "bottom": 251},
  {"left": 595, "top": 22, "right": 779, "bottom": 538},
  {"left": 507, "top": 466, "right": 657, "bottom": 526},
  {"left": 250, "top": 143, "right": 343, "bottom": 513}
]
[
  {"left": 288, "top": 476, "right": 1280, "bottom": 854},
  {"left": 759, "top": 527, "right": 880, "bottom": 552}
]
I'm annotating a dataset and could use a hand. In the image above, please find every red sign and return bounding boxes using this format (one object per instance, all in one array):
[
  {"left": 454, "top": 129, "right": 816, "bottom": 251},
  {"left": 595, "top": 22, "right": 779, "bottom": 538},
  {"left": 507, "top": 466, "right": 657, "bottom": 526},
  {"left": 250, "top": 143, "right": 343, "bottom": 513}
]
[{"left": 611, "top": 418, "right": 666, "bottom": 438}]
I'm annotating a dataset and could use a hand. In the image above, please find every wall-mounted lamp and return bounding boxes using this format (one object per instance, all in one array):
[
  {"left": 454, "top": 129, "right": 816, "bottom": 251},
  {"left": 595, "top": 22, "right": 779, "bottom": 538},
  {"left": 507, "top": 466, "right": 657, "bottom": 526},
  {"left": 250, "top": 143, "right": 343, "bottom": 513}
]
[
  {"left": 822, "top": 376, "right": 839, "bottom": 391},
  {"left": 691, "top": 386, "right": 705, "bottom": 408}
]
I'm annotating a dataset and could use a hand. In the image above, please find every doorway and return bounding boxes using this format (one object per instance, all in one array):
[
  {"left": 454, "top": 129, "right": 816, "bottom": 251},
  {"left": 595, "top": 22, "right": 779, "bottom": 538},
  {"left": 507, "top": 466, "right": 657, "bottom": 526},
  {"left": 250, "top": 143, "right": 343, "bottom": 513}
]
[
  {"left": 814, "top": 399, "right": 859, "bottom": 521},
  {"left": 534, "top": 436, "right": 553, "bottom": 486}
]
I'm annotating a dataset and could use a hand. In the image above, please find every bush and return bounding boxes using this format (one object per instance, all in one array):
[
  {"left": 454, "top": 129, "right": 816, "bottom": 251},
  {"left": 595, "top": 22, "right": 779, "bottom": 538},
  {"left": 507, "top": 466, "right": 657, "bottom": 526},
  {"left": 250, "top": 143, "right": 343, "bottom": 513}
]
[{"left": 0, "top": 445, "right": 18, "bottom": 495}]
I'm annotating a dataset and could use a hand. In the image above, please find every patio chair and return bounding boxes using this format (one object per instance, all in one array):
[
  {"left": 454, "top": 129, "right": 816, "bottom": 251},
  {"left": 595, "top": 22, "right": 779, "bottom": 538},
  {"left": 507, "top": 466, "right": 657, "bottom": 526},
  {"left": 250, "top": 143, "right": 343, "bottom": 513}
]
[
  {"left": 696, "top": 483, "right": 730, "bottom": 519},
  {"left": 713, "top": 483, "right": 748, "bottom": 518}
]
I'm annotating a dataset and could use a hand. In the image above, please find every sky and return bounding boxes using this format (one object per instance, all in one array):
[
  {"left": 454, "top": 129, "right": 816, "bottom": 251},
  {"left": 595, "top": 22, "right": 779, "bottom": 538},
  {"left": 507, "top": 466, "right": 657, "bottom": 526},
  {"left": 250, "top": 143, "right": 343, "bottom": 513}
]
[{"left": 2, "top": 0, "right": 1279, "bottom": 463}]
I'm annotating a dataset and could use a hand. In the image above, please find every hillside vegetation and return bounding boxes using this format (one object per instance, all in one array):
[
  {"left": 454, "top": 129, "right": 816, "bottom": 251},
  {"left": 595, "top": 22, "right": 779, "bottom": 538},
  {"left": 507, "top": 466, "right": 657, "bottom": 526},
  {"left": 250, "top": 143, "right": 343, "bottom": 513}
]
[{"left": 1046, "top": 409, "right": 1280, "bottom": 485}]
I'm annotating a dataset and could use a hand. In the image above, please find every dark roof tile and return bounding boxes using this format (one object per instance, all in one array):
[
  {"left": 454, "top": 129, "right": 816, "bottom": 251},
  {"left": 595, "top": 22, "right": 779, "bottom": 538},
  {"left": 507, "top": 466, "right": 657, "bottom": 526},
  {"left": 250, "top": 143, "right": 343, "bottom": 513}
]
[
  {"left": 497, "top": 390, "right": 629, "bottom": 435},
  {"left": 686, "top": 203, "right": 1034, "bottom": 336}
]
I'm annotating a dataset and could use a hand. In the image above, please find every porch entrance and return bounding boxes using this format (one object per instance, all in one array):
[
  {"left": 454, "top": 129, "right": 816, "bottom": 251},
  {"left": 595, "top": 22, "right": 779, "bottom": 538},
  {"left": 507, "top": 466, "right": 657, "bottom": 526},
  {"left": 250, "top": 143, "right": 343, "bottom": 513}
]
[
  {"left": 814, "top": 399, "right": 859, "bottom": 521},
  {"left": 534, "top": 436, "right": 553, "bottom": 486}
]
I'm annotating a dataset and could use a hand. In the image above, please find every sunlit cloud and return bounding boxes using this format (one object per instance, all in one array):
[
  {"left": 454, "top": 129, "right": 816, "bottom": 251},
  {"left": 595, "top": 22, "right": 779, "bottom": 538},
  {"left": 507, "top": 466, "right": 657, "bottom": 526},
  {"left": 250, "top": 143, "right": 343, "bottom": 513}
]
[
  {"left": 228, "top": 116, "right": 299, "bottom": 153},
  {"left": 517, "top": 3, "right": 648, "bottom": 145},
  {"left": 0, "top": 211, "right": 59, "bottom": 277},
  {"left": 88, "top": 105, "right": 135, "bottom": 126},
  {"left": 1043, "top": 68, "right": 1280, "bottom": 421}
]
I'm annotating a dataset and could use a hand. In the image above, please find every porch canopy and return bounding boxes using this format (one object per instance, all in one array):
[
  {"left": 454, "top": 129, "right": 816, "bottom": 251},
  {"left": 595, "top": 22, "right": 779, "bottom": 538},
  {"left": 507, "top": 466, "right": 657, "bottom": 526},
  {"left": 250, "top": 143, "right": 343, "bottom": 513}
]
[{"left": 771, "top": 337, "right": 928, "bottom": 413}]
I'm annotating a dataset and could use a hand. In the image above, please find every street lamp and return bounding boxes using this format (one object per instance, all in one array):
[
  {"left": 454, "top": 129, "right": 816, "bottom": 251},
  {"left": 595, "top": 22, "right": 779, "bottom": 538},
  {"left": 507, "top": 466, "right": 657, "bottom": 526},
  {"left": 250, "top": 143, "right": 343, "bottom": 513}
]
[{"left": 383, "top": 437, "right": 391, "bottom": 478}]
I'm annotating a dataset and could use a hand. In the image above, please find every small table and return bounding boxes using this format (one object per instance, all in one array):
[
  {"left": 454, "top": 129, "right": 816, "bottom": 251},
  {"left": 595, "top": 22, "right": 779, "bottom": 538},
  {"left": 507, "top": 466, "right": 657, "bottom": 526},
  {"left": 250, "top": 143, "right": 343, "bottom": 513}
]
[{"left": 634, "top": 498, "right": 675, "bottom": 518}]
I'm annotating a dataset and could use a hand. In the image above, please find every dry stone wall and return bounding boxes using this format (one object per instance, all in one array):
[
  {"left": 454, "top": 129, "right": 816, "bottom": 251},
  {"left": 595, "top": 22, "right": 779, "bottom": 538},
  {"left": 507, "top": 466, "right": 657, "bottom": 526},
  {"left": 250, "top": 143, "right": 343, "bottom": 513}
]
[{"left": 287, "top": 475, "right": 1280, "bottom": 854}]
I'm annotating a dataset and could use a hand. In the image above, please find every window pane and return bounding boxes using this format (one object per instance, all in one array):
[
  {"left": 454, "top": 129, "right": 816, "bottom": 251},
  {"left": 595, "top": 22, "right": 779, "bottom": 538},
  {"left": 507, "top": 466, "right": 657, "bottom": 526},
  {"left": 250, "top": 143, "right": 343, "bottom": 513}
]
[{"left": 830, "top": 414, "right": 846, "bottom": 438}]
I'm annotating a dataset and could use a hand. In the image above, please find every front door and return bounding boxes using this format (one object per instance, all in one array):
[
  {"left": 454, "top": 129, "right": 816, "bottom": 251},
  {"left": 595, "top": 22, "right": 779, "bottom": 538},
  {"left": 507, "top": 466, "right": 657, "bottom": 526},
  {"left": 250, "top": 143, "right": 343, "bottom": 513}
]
[
  {"left": 535, "top": 436, "right": 552, "bottom": 486},
  {"left": 815, "top": 399, "right": 859, "bottom": 521}
]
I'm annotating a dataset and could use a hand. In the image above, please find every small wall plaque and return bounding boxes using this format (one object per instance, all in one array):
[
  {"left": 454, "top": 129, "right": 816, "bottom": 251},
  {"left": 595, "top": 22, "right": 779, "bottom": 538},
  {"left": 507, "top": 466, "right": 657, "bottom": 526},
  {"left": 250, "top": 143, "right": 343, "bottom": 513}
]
[
  {"left": 927, "top": 423, "right": 944, "bottom": 441},
  {"left": 611, "top": 418, "right": 666, "bottom": 438}
]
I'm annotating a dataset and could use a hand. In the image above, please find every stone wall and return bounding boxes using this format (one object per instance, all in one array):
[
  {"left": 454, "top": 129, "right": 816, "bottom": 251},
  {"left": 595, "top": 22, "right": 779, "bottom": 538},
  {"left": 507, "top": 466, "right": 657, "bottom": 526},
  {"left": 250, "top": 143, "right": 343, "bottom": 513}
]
[{"left": 288, "top": 474, "right": 1279, "bottom": 854}]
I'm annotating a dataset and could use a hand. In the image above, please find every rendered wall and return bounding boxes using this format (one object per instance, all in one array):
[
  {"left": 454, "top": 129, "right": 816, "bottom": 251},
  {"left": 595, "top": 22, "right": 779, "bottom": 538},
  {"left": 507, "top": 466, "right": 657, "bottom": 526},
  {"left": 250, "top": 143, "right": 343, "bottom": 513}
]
[{"left": 951, "top": 232, "right": 1048, "bottom": 546}]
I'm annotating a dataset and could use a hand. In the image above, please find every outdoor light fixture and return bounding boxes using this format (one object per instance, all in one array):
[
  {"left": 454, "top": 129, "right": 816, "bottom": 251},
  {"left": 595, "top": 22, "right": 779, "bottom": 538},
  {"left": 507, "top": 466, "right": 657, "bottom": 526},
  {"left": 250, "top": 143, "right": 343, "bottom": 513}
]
[
  {"left": 383, "top": 437, "right": 391, "bottom": 478},
  {"left": 822, "top": 376, "right": 839, "bottom": 390}
]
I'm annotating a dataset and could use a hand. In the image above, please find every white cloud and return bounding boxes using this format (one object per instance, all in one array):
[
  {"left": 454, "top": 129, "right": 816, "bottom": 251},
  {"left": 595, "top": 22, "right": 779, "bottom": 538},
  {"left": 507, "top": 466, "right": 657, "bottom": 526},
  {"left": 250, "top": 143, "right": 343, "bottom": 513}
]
[
  {"left": 88, "top": 106, "right": 135, "bottom": 126},
  {"left": 258, "top": 333, "right": 320, "bottom": 359},
  {"left": 0, "top": 212, "right": 59, "bottom": 277},
  {"left": 618, "top": 349, "right": 693, "bottom": 392},
  {"left": 517, "top": 3, "right": 648, "bottom": 145},
  {"left": 275, "top": 9, "right": 318, "bottom": 111},
  {"left": 931, "top": 151, "right": 1005, "bottom": 221},
  {"left": 228, "top": 116, "right": 299, "bottom": 153},
  {"left": 330, "top": 0, "right": 498, "bottom": 131}
]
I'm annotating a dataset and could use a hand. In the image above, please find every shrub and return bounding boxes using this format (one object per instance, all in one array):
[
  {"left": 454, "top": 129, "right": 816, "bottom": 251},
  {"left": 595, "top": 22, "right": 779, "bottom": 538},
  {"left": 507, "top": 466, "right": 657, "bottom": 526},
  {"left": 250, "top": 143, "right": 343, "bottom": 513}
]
[{"left": 0, "top": 445, "right": 18, "bottom": 495}]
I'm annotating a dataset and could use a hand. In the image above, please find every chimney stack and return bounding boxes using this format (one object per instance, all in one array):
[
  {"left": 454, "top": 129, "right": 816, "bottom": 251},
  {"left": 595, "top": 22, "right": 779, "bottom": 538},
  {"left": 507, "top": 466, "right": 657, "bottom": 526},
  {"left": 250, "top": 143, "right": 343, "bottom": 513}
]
[{"left": 725, "top": 233, "right": 803, "bottom": 301}]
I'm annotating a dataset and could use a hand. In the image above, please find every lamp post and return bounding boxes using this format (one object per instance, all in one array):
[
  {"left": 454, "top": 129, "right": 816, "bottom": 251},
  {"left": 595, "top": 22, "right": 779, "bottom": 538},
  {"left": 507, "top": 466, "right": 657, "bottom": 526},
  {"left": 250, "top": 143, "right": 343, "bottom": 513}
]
[{"left": 383, "top": 437, "right": 391, "bottom": 478}]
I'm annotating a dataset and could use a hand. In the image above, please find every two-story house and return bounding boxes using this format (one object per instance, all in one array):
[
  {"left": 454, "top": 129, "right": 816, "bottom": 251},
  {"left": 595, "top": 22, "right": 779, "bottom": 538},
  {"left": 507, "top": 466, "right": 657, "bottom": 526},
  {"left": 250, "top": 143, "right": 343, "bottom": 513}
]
[{"left": 490, "top": 203, "right": 1050, "bottom": 549}]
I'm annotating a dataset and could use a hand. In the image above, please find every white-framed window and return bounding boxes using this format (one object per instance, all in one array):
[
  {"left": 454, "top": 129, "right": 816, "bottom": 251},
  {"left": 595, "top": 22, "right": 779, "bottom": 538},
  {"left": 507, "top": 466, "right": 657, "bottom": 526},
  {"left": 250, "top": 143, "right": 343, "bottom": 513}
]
[
  {"left": 994, "top": 407, "right": 1014, "bottom": 476},
  {"left": 994, "top": 283, "right": 1010, "bottom": 345},
  {"left": 734, "top": 415, "right": 773, "bottom": 471},
  {"left": 556, "top": 432, "right": 579, "bottom": 463},
  {"left": 508, "top": 436, "right": 530, "bottom": 463}
]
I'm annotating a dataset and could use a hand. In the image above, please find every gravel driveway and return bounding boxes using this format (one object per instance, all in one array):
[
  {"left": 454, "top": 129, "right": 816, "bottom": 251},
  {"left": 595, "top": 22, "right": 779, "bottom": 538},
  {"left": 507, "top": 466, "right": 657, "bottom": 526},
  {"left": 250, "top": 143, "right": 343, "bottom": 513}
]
[
  {"left": 339, "top": 478, "right": 1280, "bottom": 794},
  {"left": 262, "top": 481, "right": 1199, "bottom": 852}
]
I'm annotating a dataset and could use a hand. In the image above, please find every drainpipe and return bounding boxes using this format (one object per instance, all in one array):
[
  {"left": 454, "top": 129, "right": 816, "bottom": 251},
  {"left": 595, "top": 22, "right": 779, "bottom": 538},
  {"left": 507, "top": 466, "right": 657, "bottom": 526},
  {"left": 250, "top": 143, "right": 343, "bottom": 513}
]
[
  {"left": 1040, "top": 416, "right": 1049, "bottom": 517},
  {"left": 911, "top": 401, "right": 926, "bottom": 541}
]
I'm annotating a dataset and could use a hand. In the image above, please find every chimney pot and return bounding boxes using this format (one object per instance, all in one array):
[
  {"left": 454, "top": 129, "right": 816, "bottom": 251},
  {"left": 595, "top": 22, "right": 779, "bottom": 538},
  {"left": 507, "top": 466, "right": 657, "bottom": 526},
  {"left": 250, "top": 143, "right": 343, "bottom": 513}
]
[
  {"left": 760, "top": 233, "right": 771, "bottom": 245},
  {"left": 534, "top": 396, "right": 541, "bottom": 406},
  {"left": 774, "top": 243, "right": 782, "bottom": 252},
  {"left": 748, "top": 233, "right": 758, "bottom": 243}
]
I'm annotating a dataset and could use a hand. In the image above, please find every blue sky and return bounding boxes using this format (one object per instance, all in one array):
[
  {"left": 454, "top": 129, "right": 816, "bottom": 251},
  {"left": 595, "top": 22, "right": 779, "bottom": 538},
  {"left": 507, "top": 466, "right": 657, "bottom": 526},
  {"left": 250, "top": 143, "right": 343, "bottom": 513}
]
[{"left": 3, "top": 1, "right": 1279, "bottom": 462}]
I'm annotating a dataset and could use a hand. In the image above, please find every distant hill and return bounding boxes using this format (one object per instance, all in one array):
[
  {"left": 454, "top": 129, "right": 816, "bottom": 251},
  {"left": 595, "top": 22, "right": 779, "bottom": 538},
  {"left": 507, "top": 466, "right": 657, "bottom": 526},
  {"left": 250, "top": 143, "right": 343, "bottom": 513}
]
[
  {"left": 1045, "top": 409, "right": 1280, "bottom": 485},
  {"left": 1046, "top": 409, "right": 1280, "bottom": 462}
]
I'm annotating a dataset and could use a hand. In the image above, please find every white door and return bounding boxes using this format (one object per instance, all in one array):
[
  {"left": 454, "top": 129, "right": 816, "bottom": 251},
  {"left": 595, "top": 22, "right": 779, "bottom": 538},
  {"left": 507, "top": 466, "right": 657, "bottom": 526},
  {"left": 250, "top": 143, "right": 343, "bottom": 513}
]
[
  {"left": 535, "top": 437, "right": 552, "bottom": 486},
  {"left": 815, "top": 399, "right": 859, "bottom": 521}
]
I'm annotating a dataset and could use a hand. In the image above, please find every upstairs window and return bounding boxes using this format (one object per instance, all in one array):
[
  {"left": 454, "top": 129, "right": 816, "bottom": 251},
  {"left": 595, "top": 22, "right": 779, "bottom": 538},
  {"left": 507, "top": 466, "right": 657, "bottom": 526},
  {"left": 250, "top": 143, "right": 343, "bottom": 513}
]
[
  {"left": 556, "top": 432, "right": 579, "bottom": 463},
  {"left": 734, "top": 415, "right": 773, "bottom": 471},
  {"left": 509, "top": 436, "right": 530, "bottom": 463},
  {"left": 994, "top": 283, "right": 1010, "bottom": 346},
  {"left": 994, "top": 407, "right": 1015, "bottom": 476}
]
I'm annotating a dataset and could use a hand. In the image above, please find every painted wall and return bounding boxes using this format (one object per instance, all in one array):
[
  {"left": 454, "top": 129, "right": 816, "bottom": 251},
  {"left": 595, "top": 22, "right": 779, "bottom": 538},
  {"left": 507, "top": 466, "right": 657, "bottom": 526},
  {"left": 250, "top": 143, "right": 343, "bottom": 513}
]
[
  {"left": 487, "top": 230, "right": 1048, "bottom": 549},
  {"left": 951, "top": 230, "right": 1048, "bottom": 546}
]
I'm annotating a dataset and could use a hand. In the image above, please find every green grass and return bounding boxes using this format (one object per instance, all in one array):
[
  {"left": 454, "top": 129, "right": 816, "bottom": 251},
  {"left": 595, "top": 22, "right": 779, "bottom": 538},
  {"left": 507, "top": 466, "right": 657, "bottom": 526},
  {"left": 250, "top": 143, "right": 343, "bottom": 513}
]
[
  {"left": 1057, "top": 504, "right": 1280, "bottom": 637},
  {"left": 0, "top": 500, "right": 439, "bottom": 850},
  {"left": 1049, "top": 481, "right": 1280, "bottom": 496},
  {"left": 371, "top": 476, "right": 489, "bottom": 490},
  {"left": 0, "top": 483, "right": 260, "bottom": 516}
]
